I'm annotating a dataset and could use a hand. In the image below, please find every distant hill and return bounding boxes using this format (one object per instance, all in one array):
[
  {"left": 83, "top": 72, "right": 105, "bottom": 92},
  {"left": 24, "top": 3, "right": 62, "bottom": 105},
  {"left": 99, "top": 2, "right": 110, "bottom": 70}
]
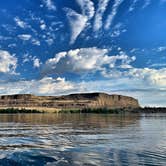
[{"left": 0, "top": 93, "right": 140, "bottom": 112}]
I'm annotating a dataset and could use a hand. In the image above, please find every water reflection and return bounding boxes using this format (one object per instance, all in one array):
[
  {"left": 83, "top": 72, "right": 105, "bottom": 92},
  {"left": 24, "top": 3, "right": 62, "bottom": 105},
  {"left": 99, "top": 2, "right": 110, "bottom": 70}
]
[
  {"left": 0, "top": 113, "right": 165, "bottom": 166},
  {"left": 0, "top": 113, "right": 140, "bottom": 127}
]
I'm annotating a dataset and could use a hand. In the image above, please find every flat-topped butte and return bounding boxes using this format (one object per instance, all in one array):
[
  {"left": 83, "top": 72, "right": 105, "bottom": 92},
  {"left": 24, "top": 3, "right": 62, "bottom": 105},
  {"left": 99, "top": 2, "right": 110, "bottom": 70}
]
[{"left": 0, "top": 93, "right": 140, "bottom": 112}]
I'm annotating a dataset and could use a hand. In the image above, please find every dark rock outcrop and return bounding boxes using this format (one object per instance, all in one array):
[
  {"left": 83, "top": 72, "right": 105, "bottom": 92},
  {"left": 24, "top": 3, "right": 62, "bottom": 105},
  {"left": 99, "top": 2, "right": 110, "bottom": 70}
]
[{"left": 0, "top": 93, "right": 140, "bottom": 111}]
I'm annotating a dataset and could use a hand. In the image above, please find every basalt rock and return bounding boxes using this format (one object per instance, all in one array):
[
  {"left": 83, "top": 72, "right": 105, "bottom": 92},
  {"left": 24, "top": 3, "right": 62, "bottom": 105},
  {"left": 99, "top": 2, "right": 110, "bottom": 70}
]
[{"left": 0, "top": 93, "right": 140, "bottom": 111}]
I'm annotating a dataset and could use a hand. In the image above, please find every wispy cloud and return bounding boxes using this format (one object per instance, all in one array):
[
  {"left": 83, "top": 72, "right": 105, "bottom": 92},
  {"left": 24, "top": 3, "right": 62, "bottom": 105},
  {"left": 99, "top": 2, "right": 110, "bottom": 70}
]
[
  {"left": 31, "top": 38, "right": 41, "bottom": 46},
  {"left": 14, "top": 17, "right": 27, "bottom": 29},
  {"left": 18, "top": 34, "right": 32, "bottom": 41},
  {"left": 93, "top": 0, "right": 110, "bottom": 31},
  {"left": 155, "top": 46, "right": 166, "bottom": 52},
  {"left": 18, "top": 34, "right": 41, "bottom": 46},
  {"left": 111, "top": 22, "right": 127, "bottom": 37},
  {"left": 149, "top": 63, "right": 166, "bottom": 68},
  {"left": 22, "top": 54, "right": 41, "bottom": 68},
  {"left": 76, "top": 0, "right": 95, "bottom": 19},
  {"left": 105, "top": 0, "right": 124, "bottom": 30},
  {"left": 129, "top": 0, "right": 139, "bottom": 12},
  {"left": 64, "top": 0, "right": 95, "bottom": 44},
  {"left": 142, "top": 0, "right": 151, "bottom": 9},
  {"left": 42, "top": 0, "right": 56, "bottom": 11},
  {"left": 65, "top": 8, "right": 88, "bottom": 44}
]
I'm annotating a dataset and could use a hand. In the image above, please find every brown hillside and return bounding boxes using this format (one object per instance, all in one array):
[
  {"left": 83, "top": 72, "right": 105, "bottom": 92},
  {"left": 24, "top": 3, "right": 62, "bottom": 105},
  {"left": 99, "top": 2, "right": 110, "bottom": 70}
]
[{"left": 0, "top": 93, "right": 140, "bottom": 111}]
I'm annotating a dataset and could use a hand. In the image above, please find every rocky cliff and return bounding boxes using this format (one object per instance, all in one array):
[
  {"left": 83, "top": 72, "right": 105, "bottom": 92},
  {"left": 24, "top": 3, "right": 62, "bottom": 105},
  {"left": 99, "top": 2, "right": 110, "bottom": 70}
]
[{"left": 0, "top": 93, "right": 140, "bottom": 111}]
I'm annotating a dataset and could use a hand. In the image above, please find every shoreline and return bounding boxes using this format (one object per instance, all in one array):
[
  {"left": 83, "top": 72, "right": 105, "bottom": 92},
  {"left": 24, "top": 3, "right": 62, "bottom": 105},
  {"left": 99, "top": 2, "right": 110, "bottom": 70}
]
[{"left": 0, "top": 107, "right": 166, "bottom": 114}]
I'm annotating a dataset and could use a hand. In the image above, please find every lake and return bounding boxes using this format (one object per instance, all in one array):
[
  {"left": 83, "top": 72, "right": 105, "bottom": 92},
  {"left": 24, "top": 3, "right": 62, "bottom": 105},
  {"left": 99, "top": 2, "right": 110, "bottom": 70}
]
[{"left": 0, "top": 113, "right": 165, "bottom": 166}]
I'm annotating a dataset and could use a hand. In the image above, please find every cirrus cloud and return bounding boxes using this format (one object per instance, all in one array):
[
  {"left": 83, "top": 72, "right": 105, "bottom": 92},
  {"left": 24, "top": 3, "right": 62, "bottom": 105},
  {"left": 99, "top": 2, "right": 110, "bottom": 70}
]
[{"left": 65, "top": 8, "right": 88, "bottom": 44}]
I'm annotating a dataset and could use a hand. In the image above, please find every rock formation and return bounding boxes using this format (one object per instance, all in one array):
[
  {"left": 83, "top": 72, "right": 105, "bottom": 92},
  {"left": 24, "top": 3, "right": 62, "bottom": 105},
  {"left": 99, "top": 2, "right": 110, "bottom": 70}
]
[{"left": 0, "top": 93, "right": 140, "bottom": 111}]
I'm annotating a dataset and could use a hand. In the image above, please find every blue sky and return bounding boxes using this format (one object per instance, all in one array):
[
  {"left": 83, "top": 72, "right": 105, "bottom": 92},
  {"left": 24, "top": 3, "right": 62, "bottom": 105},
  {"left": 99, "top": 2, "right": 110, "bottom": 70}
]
[{"left": 0, "top": 0, "right": 166, "bottom": 106}]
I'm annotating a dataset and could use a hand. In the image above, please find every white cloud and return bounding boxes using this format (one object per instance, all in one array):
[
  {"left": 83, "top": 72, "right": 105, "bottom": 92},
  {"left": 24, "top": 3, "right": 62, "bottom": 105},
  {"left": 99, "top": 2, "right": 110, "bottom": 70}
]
[
  {"left": 105, "top": 0, "right": 124, "bottom": 30},
  {"left": 103, "top": 67, "right": 166, "bottom": 90},
  {"left": 18, "top": 35, "right": 40, "bottom": 46},
  {"left": 42, "top": 47, "right": 135, "bottom": 75},
  {"left": 111, "top": 23, "right": 127, "bottom": 37},
  {"left": 42, "top": 0, "right": 56, "bottom": 11},
  {"left": 31, "top": 38, "right": 41, "bottom": 46},
  {"left": 33, "top": 58, "right": 41, "bottom": 68},
  {"left": 64, "top": 0, "right": 94, "bottom": 44},
  {"left": 65, "top": 8, "right": 88, "bottom": 44},
  {"left": 101, "top": 67, "right": 166, "bottom": 89},
  {"left": 76, "top": 0, "right": 95, "bottom": 19},
  {"left": 0, "top": 50, "right": 17, "bottom": 74},
  {"left": 22, "top": 54, "right": 41, "bottom": 68},
  {"left": 42, "top": 47, "right": 166, "bottom": 92},
  {"left": 127, "top": 68, "right": 166, "bottom": 88},
  {"left": 93, "top": 0, "right": 110, "bottom": 31},
  {"left": 18, "top": 34, "right": 32, "bottom": 41},
  {"left": 40, "top": 20, "right": 46, "bottom": 30},
  {"left": 40, "top": 23, "right": 46, "bottom": 30},
  {"left": 14, "top": 17, "right": 27, "bottom": 29},
  {"left": 42, "top": 48, "right": 108, "bottom": 74},
  {"left": 0, "top": 77, "right": 75, "bottom": 96},
  {"left": 35, "top": 77, "right": 74, "bottom": 95}
]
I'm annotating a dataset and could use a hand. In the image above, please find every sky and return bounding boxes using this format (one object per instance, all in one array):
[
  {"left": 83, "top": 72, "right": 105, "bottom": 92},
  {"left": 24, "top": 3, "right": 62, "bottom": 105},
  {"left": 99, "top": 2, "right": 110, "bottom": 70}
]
[{"left": 0, "top": 0, "right": 166, "bottom": 106}]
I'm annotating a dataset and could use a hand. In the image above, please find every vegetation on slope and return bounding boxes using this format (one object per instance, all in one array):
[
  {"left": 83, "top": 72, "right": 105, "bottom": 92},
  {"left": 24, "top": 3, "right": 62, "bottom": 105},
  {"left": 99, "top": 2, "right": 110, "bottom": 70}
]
[
  {"left": 0, "top": 107, "right": 166, "bottom": 114},
  {"left": 0, "top": 108, "right": 44, "bottom": 114}
]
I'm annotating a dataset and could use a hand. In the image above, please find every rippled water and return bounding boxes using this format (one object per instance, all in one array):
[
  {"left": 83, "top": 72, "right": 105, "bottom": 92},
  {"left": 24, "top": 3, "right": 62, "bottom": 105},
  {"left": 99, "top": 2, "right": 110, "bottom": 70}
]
[{"left": 0, "top": 113, "right": 165, "bottom": 166}]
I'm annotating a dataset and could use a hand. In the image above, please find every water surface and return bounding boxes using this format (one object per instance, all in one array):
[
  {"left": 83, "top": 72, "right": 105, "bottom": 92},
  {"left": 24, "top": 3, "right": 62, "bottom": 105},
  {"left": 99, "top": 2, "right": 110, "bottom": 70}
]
[{"left": 0, "top": 113, "right": 165, "bottom": 166}]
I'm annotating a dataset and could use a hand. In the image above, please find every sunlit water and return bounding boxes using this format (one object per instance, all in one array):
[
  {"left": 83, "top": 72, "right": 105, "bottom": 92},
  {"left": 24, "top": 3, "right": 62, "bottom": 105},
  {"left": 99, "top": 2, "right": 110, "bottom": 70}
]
[{"left": 0, "top": 113, "right": 165, "bottom": 166}]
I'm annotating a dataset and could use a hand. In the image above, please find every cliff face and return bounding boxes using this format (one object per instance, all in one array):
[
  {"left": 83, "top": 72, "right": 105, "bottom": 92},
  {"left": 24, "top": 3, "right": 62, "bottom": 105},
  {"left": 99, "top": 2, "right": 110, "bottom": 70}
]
[{"left": 0, "top": 93, "right": 140, "bottom": 111}]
